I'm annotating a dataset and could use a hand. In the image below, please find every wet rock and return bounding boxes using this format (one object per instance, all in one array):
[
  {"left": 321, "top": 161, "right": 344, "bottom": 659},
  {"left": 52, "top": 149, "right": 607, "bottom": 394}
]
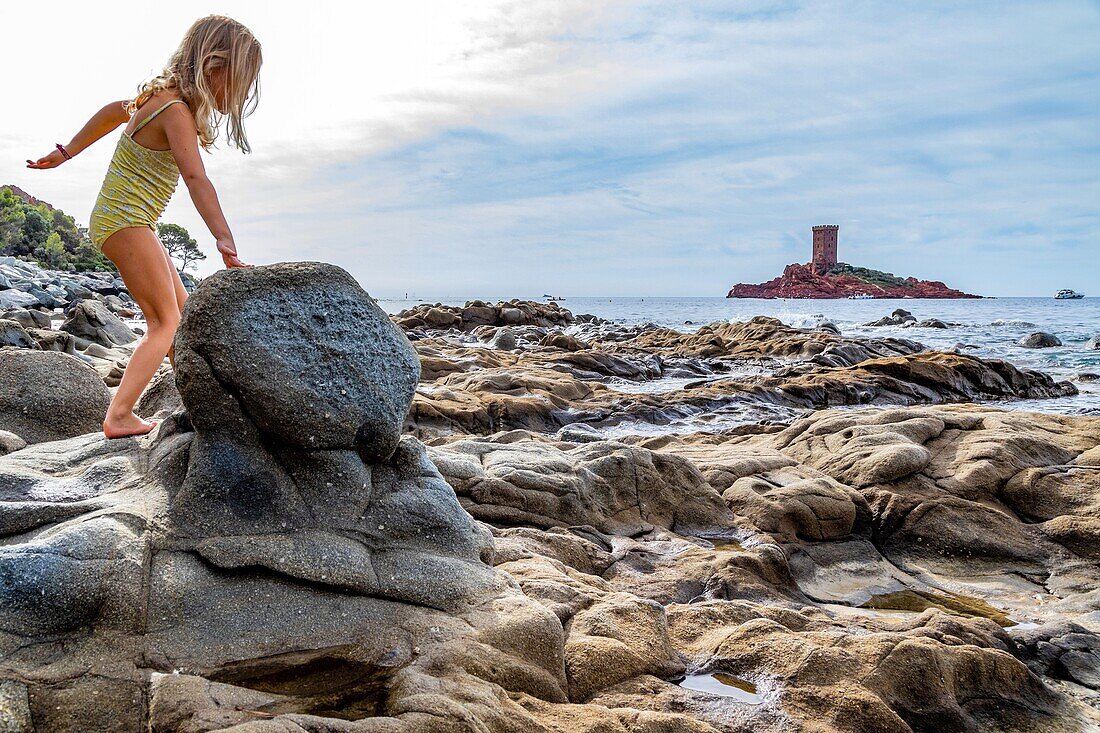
[
  {"left": 735, "top": 351, "right": 1077, "bottom": 408},
  {"left": 866, "top": 308, "right": 918, "bottom": 327},
  {"left": 1018, "top": 331, "right": 1061, "bottom": 348},
  {"left": 595, "top": 318, "right": 924, "bottom": 368},
  {"left": 491, "top": 326, "right": 518, "bottom": 350},
  {"left": 1085, "top": 335, "right": 1100, "bottom": 350},
  {"left": 1013, "top": 621, "right": 1100, "bottom": 690},
  {"left": 541, "top": 331, "right": 590, "bottom": 351},
  {"left": 0, "top": 349, "right": 110, "bottom": 444},
  {"left": 61, "top": 299, "right": 137, "bottom": 348}
]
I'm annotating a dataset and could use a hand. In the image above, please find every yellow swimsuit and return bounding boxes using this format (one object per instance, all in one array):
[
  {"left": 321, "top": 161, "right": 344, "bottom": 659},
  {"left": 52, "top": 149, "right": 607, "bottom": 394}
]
[{"left": 88, "top": 99, "right": 185, "bottom": 250}]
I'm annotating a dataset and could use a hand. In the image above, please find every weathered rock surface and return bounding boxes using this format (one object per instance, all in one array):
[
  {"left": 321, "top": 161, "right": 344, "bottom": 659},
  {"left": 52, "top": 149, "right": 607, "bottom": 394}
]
[
  {"left": 431, "top": 437, "right": 729, "bottom": 534},
  {"left": 0, "top": 348, "right": 110, "bottom": 444},
  {"left": 174, "top": 262, "right": 420, "bottom": 462}
]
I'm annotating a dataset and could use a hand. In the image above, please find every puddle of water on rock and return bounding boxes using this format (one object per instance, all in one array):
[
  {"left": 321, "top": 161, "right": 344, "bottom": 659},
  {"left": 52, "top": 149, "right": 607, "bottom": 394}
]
[
  {"left": 605, "top": 376, "right": 712, "bottom": 395},
  {"left": 678, "top": 673, "right": 762, "bottom": 704},
  {"left": 860, "top": 590, "right": 1014, "bottom": 627},
  {"left": 1008, "top": 620, "right": 1042, "bottom": 631},
  {"left": 587, "top": 402, "right": 807, "bottom": 439},
  {"left": 823, "top": 603, "right": 918, "bottom": 623},
  {"left": 708, "top": 539, "right": 745, "bottom": 552}
]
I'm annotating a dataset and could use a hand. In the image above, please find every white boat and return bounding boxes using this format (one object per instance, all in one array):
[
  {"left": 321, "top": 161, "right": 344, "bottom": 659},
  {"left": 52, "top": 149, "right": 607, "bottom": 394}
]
[
  {"left": 847, "top": 293, "right": 874, "bottom": 300},
  {"left": 1054, "top": 289, "right": 1084, "bottom": 300}
]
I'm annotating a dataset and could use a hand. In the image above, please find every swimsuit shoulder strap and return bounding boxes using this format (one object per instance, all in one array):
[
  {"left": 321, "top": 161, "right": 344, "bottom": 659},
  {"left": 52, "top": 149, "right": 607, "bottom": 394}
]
[{"left": 132, "top": 99, "right": 186, "bottom": 134}]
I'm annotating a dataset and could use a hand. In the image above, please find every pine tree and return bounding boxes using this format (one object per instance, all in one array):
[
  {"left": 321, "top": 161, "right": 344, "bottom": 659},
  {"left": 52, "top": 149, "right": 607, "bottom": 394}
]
[{"left": 156, "top": 222, "right": 207, "bottom": 271}]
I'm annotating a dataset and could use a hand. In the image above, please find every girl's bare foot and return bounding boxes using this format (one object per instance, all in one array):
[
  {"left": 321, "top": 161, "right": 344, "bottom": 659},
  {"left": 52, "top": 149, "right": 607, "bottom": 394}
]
[{"left": 103, "top": 411, "right": 158, "bottom": 439}]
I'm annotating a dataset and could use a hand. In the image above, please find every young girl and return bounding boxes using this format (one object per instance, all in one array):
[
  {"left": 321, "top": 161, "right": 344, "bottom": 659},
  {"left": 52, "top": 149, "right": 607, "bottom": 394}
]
[{"left": 26, "top": 15, "right": 262, "bottom": 438}]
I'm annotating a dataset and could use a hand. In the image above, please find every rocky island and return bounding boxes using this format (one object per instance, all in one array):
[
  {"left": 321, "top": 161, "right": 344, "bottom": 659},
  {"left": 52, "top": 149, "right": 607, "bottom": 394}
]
[
  {"left": 1, "top": 262, "right": 1098, "bottom": 732},
  {"left": 727, "top": 226, "right": 980, "bottom": 299}
]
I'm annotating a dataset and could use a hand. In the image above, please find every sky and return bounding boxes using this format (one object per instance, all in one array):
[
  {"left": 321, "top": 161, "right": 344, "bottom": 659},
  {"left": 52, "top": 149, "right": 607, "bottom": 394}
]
[{"left": 1, "top": 1, "right": 1098, "bottom": 297}]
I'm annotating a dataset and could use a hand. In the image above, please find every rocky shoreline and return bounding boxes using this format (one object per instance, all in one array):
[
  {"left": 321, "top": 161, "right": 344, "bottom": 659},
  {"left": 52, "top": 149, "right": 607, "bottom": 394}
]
[{"left": 1, "top": 264, "right": 1098, "bottom": 732}]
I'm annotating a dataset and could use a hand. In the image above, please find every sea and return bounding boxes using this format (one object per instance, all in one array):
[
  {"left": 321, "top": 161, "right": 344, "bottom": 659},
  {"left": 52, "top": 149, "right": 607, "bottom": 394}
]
[{"left": 376, "top": 296, "right": 1100, "bottom": 417}]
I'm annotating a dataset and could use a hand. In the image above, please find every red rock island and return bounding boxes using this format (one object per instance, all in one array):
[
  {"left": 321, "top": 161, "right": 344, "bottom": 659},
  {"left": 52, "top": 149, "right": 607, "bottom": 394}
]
[{"left": 727, "top": 225, "right": 980, "bottom": 299}]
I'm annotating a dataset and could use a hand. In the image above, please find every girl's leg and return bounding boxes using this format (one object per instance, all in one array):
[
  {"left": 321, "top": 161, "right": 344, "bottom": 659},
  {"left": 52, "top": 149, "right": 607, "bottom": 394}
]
[
  {"left": 101, "top": 227, "right": 183, "bottom": 438},
  {"left": 157, "top": 240, "right": 189, "bottom": 366}
]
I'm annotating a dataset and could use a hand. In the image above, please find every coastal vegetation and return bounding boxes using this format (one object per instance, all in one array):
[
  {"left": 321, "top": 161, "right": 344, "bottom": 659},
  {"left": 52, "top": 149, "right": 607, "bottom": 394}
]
[
  {"left": 0, "top": 185, "right": 114, "bottom": 272},
  {"left": 827, "top": 262, "right": 909, "bottom": 288}
]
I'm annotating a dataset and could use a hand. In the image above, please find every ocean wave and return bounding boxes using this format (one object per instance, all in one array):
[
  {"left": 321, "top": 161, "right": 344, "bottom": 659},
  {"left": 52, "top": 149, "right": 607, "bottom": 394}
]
[{"left": 774, "top": 312, "right": 831, "bottom": 329}]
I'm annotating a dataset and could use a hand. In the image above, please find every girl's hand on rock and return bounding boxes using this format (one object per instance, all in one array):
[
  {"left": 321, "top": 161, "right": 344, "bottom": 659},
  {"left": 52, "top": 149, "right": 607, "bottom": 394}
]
[
  {"left": 26, "top": 150, "right": 67, "bottom": 169},
  {"left": 217, "top": 239, "right": 252, "bottom": 269}
]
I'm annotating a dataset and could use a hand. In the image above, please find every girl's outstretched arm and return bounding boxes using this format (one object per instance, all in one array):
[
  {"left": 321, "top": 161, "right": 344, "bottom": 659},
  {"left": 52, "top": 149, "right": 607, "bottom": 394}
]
[
  {"left": 26, "top": 100, "right": 130, "bottom": 169},
  {"left": 162, "top": 104, "right": 250, "bottom": 269}
]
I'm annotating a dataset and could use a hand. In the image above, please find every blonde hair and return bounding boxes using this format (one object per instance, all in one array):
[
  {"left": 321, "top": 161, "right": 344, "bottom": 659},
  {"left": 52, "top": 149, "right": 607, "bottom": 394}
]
[{"left": 128, "top": 15, "right": 262, "bottom": 153}]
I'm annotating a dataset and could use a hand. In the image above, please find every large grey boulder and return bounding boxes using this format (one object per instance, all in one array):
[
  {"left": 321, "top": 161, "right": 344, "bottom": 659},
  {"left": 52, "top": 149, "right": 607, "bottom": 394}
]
[
  {"left": 175, "top": 262, "right": 420, "bottom": 462},
  {"left": 61, "top": 299, "right": 138, "bottom": 348},
  {"left": 0, "top": 349, "right": 110, "bottom": 443},
  {"left": 1018, "top": 331, "right": 1061, "bottom": 348}
]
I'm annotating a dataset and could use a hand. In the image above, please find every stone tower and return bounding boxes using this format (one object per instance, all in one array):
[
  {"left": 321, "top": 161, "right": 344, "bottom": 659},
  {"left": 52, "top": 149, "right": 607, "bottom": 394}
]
[{"left": 812, "top": 225, "right": 839, "bottom": 274}]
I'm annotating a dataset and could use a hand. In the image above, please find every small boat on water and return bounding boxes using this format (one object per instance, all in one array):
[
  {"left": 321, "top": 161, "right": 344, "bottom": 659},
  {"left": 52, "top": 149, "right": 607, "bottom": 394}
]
[
  {"left": 1054, "top": 289, "right": 1084, "bottom": 300},
  {"left": 847, "top": 293, "right": 874, "bottom": 300}
]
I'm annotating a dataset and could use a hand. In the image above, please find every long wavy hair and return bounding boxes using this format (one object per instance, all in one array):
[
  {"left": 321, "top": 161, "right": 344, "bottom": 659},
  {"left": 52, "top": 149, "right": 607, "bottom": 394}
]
[{"left": 128, "top": 16, "right": 262, "bottom": 153}]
